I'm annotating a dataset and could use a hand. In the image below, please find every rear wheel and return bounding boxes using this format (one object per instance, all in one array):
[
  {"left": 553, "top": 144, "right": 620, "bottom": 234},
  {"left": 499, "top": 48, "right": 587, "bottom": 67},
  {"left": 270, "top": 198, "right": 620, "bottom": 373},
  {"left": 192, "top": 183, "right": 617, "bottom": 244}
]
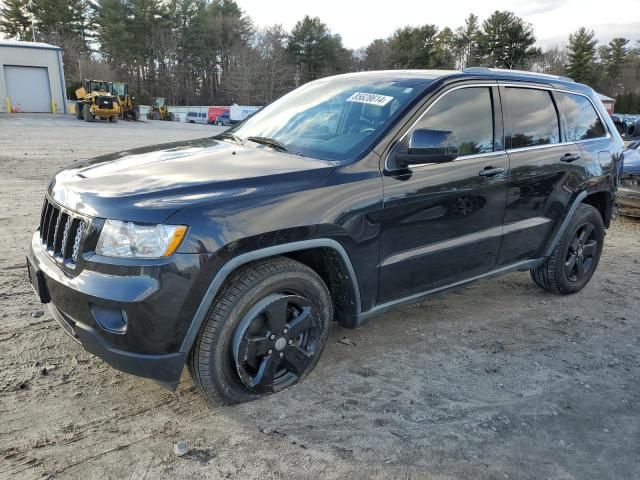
[
  {"left": 188, "top": 257, "right": 332, "bottom": 405},
  {"left": 76, "top": 102, "right": 83, "bottom": 120},
  {"left": 109, "top": 115, "right": 118, "bottom": 123},
  {"left": 530, "top": 204, "right": 604, "bottom": 294}
]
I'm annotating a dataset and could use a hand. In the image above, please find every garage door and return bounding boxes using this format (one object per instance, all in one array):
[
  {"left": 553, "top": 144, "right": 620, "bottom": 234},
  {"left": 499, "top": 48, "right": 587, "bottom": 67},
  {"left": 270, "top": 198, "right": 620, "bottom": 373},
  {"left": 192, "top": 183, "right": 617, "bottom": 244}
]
[{"left": 4, "top": 66, "right": 51, "bottom": 112}]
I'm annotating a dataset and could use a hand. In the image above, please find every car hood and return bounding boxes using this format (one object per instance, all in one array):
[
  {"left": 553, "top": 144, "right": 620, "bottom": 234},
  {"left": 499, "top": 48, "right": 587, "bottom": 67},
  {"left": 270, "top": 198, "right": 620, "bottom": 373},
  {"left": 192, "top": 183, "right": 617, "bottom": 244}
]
[
  {"left": 623, "top": 147, "right": 640, "bottom": 175},
  {"left": 49, "top": 137, "right": 335, "bottom": 223}
]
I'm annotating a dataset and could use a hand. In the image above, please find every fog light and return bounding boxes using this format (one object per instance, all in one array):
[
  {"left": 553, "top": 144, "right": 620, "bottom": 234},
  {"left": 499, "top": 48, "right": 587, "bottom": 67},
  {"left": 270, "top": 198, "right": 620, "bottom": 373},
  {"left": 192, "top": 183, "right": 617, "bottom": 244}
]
[{"left": 91, "top": 304, "right": 127, "bottom": 334}]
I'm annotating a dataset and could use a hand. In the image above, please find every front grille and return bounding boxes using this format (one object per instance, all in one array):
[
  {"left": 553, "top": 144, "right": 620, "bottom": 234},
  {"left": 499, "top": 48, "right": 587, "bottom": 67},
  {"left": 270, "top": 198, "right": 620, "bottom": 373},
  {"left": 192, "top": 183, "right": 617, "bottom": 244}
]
[
  {"left": 97, "top": 96, "right": 113, "bottom": 109},
  {"left": 39, "top": 198, "right": 86, "bottom": 267}
]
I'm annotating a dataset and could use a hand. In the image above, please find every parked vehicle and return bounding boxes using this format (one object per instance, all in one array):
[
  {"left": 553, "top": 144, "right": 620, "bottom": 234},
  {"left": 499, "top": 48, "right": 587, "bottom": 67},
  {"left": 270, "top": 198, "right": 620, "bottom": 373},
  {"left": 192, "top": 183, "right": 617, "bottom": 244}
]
[
  {"left": 230, "top": 104, "right": 260, "bottom": 123},
  {"left": 617, "top": 141, "right": 640, "bottom": 216},
  {"left": 75, "top": 79, "right": 120, "bottom": 123},
  {"left": 207, "top": 106, "right": 230, "bottom": 124},
  {"left": 185, "top": 111, "right": 207, "bottom": 124},
  {"left": 213, "top": 111, "right": 231, "bottom": 126},
  {"left": 111, "top": 82, "right": 139, "bottom": 121},
  {"left": 28, "top": 68, "right": 622, "bottom": 405},
  {"left": 146, "top": 97, "right": 174, "bottom": 121}
]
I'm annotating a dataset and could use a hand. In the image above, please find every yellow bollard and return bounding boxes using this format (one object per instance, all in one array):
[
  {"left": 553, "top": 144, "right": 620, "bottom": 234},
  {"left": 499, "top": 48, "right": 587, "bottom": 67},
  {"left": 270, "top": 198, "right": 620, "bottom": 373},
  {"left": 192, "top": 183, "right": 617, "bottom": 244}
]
[
  {"left": 6, "top": 97, "right": 11, "bottom": 113},
  {"left": 51, "top": 98, "right": 56, "bottom": 114}
]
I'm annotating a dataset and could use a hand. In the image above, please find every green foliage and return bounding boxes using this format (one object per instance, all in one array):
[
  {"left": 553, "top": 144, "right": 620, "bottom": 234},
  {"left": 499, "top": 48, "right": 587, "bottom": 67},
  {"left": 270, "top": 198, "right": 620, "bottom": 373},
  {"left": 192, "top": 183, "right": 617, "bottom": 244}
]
[
  {"left": 477, "top": 11, "right": 536, "bottom": 69},
  {"left": 602, "top": 38, "right": 630, "bottom": 80},
  {"left": 566, "top": 27, "right": 597, "bottom": 84},
  {"left": 288, "top": 16, "right": 350, "bottom": 83},
  {"left": 387, "top": 24, "right": 439, "bottom": 69},
  {"left": 0, "top": 0, "right": 34, "bottom": 40},
  {"left": 3, "top": 3, "right": 639, "bottom": 107}
]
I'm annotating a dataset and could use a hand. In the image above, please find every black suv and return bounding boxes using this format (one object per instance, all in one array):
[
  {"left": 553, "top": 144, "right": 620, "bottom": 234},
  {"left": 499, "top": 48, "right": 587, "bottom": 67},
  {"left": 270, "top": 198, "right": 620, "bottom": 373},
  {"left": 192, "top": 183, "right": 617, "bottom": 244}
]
[{"left": 27, "top": 68, "right": 622, "bottom": 405}]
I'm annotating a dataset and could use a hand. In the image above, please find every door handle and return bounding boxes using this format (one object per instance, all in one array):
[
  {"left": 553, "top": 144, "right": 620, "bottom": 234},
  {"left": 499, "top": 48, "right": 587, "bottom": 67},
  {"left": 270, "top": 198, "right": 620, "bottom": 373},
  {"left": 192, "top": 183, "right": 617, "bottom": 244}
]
[
  {"left": 479, "top": 166, "right": 505, "bottom": 177},
  {"left": 561, "top": 153, "right": 581, "bottom": 163}
]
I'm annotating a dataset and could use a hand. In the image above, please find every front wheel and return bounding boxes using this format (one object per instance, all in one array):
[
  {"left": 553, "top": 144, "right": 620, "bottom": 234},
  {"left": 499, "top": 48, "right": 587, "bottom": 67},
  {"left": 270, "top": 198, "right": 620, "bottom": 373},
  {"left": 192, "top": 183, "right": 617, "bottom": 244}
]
[
  {"left": 530, "top": 203, "right": 604, "bottom": 295},
  {"left": 188, "top": 257, "right": 332, "bottom": 405}
]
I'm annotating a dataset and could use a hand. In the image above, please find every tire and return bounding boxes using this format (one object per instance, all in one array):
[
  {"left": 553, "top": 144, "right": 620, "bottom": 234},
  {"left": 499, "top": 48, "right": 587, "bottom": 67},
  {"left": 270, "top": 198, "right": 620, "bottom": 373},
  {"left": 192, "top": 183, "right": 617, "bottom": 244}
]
[
  {"left": 76, "top": 102, "right": 83, "bottom": 120},
  {"left": 188, "top": 257, "right": 333, "bottom": 406},
  {"left": 168, "top": 112, "right": 174, "bottom": 121},
  {"left": 530, "top": 203, "right": 604, "bottom": 295},
  {"left": 110, "top": 115, "right": 118, "bottom": 123},
  {"left": 83, "top": 104, "right": 93, "bottom": 122}
]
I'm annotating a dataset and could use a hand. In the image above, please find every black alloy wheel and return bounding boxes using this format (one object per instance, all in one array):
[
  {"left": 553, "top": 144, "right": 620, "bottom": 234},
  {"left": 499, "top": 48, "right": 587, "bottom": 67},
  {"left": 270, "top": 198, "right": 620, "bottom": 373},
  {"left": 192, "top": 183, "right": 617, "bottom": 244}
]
[
  {"left": 564, "top": 222, "right": 598, "bottom": 282},
  {"left": 188, "top": 257, "right": 332, "bottom": 405},
  {"left": 530, "top": 203, "right": 604, "bottom": 295},
  {"left": 232, "top": 293, "right": 321, "bottom": 393}
]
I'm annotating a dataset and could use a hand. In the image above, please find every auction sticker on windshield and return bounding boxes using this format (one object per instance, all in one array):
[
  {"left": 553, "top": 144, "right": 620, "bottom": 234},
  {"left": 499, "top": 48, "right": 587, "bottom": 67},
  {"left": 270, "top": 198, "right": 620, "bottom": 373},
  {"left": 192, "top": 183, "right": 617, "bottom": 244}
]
[{"left": 346, "top": 92, "right": 394, "bottom": 106}]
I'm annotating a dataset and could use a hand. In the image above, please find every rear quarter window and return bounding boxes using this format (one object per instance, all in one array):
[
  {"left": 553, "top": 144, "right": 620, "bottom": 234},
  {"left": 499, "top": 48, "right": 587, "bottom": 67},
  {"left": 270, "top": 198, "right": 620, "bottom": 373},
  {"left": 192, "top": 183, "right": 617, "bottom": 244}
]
[
  {"left": 505, "top": 88, "right": 560, "bottom": 149},
  {"left": 556, "top": 92, "right": 607, "bottom": 141}
]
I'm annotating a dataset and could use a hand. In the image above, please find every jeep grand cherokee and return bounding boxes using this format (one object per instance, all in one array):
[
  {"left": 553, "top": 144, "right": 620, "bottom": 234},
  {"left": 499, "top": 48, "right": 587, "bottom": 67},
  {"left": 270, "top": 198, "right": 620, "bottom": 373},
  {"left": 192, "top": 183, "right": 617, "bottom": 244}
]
[{"left": 27, "top": 68, "right": 623, "bottom": 405}]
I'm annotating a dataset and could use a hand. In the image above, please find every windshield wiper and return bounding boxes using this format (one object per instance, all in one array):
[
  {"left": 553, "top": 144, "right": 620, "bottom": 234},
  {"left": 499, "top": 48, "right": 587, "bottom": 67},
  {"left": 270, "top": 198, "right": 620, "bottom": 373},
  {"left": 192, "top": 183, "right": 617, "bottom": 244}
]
[
  {"left": 247, "top": 136, "right": 296, "bottom": 154},
  {"left": 219, "top": 131, "right": 244, "bottom": 145}
]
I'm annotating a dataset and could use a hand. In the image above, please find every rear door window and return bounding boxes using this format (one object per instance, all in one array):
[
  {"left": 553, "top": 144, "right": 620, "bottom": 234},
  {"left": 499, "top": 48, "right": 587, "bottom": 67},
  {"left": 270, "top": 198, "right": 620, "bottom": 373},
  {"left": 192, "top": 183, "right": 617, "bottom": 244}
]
[
  {"left": 556, "top": 92, "right": 607, "bottom": 141},
  {"left": 505, "top": 88, "right": 560, "bottom": 149}
]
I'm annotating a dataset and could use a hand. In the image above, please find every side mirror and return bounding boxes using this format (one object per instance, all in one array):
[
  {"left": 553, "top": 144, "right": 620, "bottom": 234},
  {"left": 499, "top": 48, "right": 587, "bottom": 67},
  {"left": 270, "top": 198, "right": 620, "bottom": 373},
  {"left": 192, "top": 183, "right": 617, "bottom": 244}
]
[{"left": 394, "top": 129, "right": 459, "bottom": 166}]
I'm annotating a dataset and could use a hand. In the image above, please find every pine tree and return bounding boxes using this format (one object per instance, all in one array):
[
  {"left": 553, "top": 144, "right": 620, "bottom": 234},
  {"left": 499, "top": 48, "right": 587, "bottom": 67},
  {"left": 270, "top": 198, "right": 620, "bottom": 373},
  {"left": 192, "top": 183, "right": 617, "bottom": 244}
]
[
  {"left": 0, "top": 0, "right": 35, "bottom": 40},
  {"left": 477, "top": 11, "right": 536, "bottom": 69},
  {"left": 566, "top": 27, "right": 597, "bottom": 85},
  {"left": 603, "top": 38, "right": 629, "bottom": 80}
]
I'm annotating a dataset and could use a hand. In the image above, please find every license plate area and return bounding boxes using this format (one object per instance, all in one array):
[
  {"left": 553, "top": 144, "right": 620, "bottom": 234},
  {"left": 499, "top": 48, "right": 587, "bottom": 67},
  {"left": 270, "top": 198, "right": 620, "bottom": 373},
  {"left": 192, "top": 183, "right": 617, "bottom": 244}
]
[{"left": 26, "top": 256, "right": 51, "bottom": 304}]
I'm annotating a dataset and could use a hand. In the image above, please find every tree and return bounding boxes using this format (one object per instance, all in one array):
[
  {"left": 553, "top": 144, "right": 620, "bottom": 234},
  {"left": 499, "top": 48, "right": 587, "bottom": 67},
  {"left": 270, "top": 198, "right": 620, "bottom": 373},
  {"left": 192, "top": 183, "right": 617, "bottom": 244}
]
[
  {"left": 0, "top": 0, "right": 35, "bottom": 40},
  {"left": 288, "top": 16, "right": 351, "bottom": 83},
  {"left": 434, "top": 27, "right": 456, "bottom": 69},
  {"left": 566, "top": 27, "right": 597, "bottom": 84},
  {"left": 602, "top": 38, "right": 630, "bottom": 81},
  {"left": 253, "top": 25, "right": 296, "bottom": 103},
  {"left": 387, "top": 24, "right": 439, "bottom": 69},
  {"left": 454, "top": 13, "right": 480, "bottom": 69},
  {"left": 477, "top": 11, "right": 536, "bottom": 69},
  {"left": 361, "top": 39, "right": 390, "bottom": 70}
]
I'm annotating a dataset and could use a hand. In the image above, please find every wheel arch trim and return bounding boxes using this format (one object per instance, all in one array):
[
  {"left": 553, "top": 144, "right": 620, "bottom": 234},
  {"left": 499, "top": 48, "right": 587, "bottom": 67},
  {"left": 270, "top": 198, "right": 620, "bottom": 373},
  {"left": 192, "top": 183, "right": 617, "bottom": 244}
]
[
  {"left": 179, "top": 239, "right": 361, "bottom": 354},
  {"left": 544, "top": 190, "right": 588, "bottom": 257}
]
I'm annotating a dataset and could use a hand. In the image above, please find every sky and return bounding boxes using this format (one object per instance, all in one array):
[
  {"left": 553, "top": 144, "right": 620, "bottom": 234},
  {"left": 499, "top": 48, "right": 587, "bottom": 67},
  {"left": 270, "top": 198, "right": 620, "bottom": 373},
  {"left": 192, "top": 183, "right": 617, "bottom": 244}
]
[{"left": 240, "top": 0, "right": 640, "bottom": 49}]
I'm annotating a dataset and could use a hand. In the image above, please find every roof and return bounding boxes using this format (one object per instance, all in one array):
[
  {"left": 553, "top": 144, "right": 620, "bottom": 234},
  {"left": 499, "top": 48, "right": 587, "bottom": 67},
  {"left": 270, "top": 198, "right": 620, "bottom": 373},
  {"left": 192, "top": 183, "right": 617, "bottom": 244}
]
[
  {"left": 0, "top": 39, "right": 61, "bottom": 51},
  {"left": 333, "top": 68, "right": 579, "bottom": 86},
  {"left": 597, "top": 92, "right": 615, "bottom": 102}
]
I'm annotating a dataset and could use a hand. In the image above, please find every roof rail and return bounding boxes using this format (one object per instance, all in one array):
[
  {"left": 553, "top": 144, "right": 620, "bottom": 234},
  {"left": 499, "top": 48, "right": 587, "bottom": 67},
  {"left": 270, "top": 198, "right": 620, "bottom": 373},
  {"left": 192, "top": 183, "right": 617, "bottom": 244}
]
[{"left": 463, "top": 67, "right": 574, "bottom": 83}]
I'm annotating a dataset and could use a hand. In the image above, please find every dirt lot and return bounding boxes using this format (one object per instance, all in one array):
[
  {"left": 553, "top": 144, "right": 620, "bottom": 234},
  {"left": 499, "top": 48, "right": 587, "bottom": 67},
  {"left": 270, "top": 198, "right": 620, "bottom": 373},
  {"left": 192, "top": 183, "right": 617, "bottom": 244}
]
[{"left": 0, "top": 114, "right": 638, "bottom": 480}]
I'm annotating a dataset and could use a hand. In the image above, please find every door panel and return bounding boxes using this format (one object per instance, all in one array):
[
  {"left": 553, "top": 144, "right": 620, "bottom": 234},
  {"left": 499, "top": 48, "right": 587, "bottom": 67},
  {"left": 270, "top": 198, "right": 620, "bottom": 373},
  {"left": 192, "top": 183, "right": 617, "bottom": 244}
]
[
  {"left": 499, "top": 145, "right": 583, "bottom": 264},
  {"left": 378, "top": 85, "right": 508, "bottom": 304},
  {"left": 379, "top": 153, "right": 509, "bottom": 302},
  {"left": 497, "top": 85, "right": 585, "bottom": 265}
]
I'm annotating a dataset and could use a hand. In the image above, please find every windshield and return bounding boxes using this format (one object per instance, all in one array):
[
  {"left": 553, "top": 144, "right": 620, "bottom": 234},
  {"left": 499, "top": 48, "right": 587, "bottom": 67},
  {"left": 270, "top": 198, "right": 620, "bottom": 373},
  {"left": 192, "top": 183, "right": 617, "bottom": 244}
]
[
  {"left": 153, "top": 97, "right": 166, "bottom": 107},
  {"left": 112, "top": 83, "right": 127, "bottom": 96},
  {"left": 228, "top": 76, "right": 430, "bottom": 162}
]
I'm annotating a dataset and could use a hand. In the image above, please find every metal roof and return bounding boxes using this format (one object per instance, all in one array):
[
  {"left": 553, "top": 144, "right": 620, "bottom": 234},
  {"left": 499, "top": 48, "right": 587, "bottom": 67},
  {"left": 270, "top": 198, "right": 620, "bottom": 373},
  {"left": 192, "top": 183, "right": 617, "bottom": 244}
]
[{"left": 0, "top": 39, "right": 61, "bottom": 51}]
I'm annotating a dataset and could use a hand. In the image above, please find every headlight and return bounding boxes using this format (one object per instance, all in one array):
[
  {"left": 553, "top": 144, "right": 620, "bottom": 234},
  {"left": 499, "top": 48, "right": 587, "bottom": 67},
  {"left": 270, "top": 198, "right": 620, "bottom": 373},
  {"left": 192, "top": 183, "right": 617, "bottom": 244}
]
[{"left": 96, "top": 220, "right": 188, "bottom": 258}]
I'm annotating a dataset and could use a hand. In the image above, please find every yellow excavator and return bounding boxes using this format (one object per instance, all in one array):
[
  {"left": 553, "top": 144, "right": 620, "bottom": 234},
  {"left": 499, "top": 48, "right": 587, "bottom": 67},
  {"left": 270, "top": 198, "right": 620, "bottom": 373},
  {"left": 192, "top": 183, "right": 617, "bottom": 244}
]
[
  {"left": 112, "top": 82, "right": 139, "bottom": 121},
  {"left": 75, "top": 79, "right": 120, "bottom": 122},
  {"left": 146, "top": 97, "right": 174, "bottom": 121}
]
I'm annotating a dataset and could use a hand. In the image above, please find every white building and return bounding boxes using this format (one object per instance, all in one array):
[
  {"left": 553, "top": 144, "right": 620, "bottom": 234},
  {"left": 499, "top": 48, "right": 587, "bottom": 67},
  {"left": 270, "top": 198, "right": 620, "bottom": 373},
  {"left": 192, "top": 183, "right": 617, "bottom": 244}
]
[{"left": 0, "top": 40, "right": 67, "bottom": 114}]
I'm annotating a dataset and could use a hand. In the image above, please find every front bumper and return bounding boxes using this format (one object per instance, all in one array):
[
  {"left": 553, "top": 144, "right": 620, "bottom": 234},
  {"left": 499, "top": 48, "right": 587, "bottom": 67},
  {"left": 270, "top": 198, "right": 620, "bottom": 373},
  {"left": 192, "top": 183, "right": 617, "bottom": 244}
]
[{"left": 28, "top": 231, "right": 214, "bottom": 388}]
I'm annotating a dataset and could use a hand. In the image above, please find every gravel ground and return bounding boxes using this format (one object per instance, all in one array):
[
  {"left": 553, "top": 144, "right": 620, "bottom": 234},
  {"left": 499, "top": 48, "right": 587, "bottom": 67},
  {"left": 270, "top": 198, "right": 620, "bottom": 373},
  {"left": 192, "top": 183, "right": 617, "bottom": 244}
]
[{"left": 0, "top": 114, "right": 639, "bottom": 480}]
